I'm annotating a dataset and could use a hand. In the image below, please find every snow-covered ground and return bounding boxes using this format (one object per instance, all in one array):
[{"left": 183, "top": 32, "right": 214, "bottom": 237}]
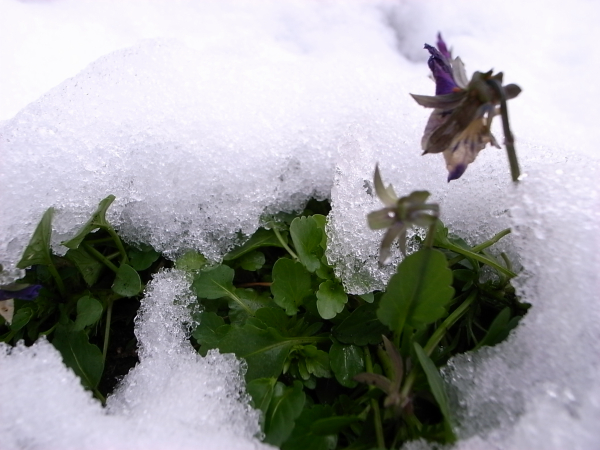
[{"left": 1, "top": 0, "right": 599, "bottom": 449}]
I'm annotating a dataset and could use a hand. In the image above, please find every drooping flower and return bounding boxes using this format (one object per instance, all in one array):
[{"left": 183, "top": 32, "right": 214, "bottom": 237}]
[
  {"left": 411, "top": 34, "right": 521, "bottom": 181},
  {"left": 367, "top": 165, "right": 439, "bottom": 265}
]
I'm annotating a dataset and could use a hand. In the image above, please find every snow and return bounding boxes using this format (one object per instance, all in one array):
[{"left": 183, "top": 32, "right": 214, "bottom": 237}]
[
  {"left": 1, "top": 0, "right": 599, "bottom": 449},
  {"left": 0, "top": 270, "right": 269, "bottom": 450}
]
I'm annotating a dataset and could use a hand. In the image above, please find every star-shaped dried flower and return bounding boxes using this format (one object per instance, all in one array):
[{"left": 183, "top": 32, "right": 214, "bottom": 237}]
[
  {"left": 367, "top": 165, "right": 439, "bottom": 265},
  {"left": 411, "top": 33, "right": 521, "bottom": 181}
]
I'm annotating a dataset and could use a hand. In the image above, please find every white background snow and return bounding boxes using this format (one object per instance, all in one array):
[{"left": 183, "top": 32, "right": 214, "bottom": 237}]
[{"left": 1, "top": 0, "right": 599, "bottom": 449}]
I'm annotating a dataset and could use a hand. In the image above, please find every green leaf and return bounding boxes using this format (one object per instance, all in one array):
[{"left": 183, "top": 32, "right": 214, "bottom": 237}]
[
  {"left": 247, "top": 377, "right": 277, "bottom": 419},
  {"left": 301, "top": 345, "right": 331, "bottom": 378},
  {"left": 413, "top": 342, "right": 455, "bottom": 441},
  {"left": 329, "top": 342, "right": 364, "bottom": 388},
  {"left": 175, "top": 250, "right": 207, "bottom": 272},
  {"left": 111, "top": 264, "right": 142, "bottom": 297},
  {"left": 218, "top": 323, "right": 297, "bottom": 381},
  {"left": 312, "top": 214, "right": 328, "bottom": 251},
  {"left": 238, "top": 251, "right": 266, "bottom": 271},
  {"left": 281, "top": 405, "right": 336, "bottom": 450},
  {"left": 264, "top": 381, "right": 306, "bottom": 447},
  {"left": 223, "top": 228, "right": 284, "bottom": 261},
  {"left": 333, "top": 302, "right": 387, "bottom": 346},
  {"left": 73, "top": 296, "right": 103, "bottom": 331},
  {"left": 252, "top": 307, "right": 291, "bottom": 335},
  {"left": 52, "top": 326, "right": 104, "bottom": 390},
  {"left": 65, "top": 247, "right": 105, "bottom": 286},
  {"left": 10, "top": 306, "right": 34, "bottom": 331},
  {"left": 128, "top": 245, "right": 160, "bottom": 271},
  {"left": 228, "top": 288, "right": 274, "bottom": 324},
  {"left": 17, "top": 207, "right": 54, "bottom": 268},
  {"left": 310, "top": 415, "right": 361, "bottom": 436},
  {"left": 378, "top": 249, "right": 454, "bottom": 335},
  {"left": 290, "top": 216, "right": 323, "bottom": 272},
  {"left": 191, "top": 312, "right": 228, "bottom": 355},
  {"left": 271, "top": 259, "right": 312, "bottom": 315},
  {"left": 316, "top": 280, "right": 348, "bottom": 320},
  {"left": 192, "top": 265, "right": 235, "bottom": 299},
  {"left": 62, "top": 195, "right": 115, "bottom": 249},
  {"left": 474, "top": 307, "right": 520, "bottom": 350},
  {"left": 359, "top": 293, "right": 374, "bottom": 303}
]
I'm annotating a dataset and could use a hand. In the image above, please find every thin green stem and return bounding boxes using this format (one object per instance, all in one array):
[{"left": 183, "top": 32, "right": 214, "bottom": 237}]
[
  {"left": 423, "top": 290, "right": 477, "bottom": 356},
  {"left": 93, "top": 388, "right": 106, "bottom": 405},
  {"left": 400, "top": 291, "right": 477, "bottom": 399},
  {"left": 105, "top": 252, "right": 121, "bottom": 261},
  {"left": 423, "top": 220, "right": 437, "bottom": 250},
  {"left": 270, "top": 223, "right": 299, "bottom": 260},
  {"left": 83, "top": 243, "right": 119, "bottom": 273},
  {"left": 447, "top": 228, "right": 511, "bottom": 267},
  {"left": 365, "top": 347, "right": 386, "bottom": 450},
  {"left": 106, "top": 227, "right": 129, "bottom": 265},
  {"left": 488, "top": 79, "right": 520, "bottom": 182},
  {"left": 443, "top": 242, "right": 516, "bottom": 278},
  {"left": 102, "top": 299, "right": 113, "bottom": 365},
  {"left": 47, "top": 263, "right": 67, "bottom": 298}
]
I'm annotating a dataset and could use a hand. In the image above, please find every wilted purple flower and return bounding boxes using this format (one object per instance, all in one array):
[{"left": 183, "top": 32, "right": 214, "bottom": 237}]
[
  {"left": 367, "top": 165, "right": 439, "bottom": 265},
  {"left": 411, "top": 34, "right": 521, "bottom": 181},
  {"left": 0, "top": 284, "right": 42, "bottom": 301}
]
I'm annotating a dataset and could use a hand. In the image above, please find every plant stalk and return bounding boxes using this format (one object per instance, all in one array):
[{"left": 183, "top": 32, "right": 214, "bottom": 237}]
[
  {"left": 365, "top": 346, "right": 386, "bottom": 450},
  {"left": 83, "top": 243, "right": 119, "bottom": 273},
  {"left": 446, "top": 228, "right": 511, "bottom": 267},
  {"left": 271, "top": 223, "right": 299, "bottom": 260},
  {"left": 400, "top": 291, "right": 477, "bottom": 399}
]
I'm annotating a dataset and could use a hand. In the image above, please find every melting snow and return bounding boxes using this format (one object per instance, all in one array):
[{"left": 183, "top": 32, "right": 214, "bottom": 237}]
[{"left": 0, "top": 0, "right": 599, "bottom": 449}]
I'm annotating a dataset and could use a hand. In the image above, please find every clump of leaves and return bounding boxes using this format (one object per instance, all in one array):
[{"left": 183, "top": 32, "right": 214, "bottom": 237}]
[
  {"left": 0, "top": 196, "right": 165, "bottom": 401},
  {"left": 2, "top": 194, "right": 528, "bottom": 448},
  {"left": 190, "top": 198, "right": 528, "bottom": 448}
]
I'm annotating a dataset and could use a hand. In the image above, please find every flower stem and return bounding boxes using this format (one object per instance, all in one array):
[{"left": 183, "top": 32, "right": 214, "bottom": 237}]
[
  {"left": 400, "top": 291, "right": 476, "bottom": 399},
  {"left": 83, "top": 243, "right": 119, "bottom": 273},
  {"left": 489, "top": 79, "right": 520, "bottom": 182},
  {"left": 446, "top": 228, "right": 511, "bottom": 267},
  {"left": 442, "top": 242, "right": 516, "bottom": 278},
  {"left": 270, "top": 223, "right": 299, "bottom": 260},
  {"left": 106, "top": 227, "right": 129, "bottom": 265},
  {"left": 102, "top": 299, "right": 113, "bottom": 365},
  {"left": 365, "top": 346, "right": 386, "bottom": 450},
  {"left": 47, "top": 263, "right": 67, "bottom": 298}
]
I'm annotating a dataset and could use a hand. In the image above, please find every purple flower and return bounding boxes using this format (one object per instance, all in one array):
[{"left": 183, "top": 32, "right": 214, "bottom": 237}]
[
  {"left": 436, "top": 32, "right": 451, "bottom": 60},
  {"left": 0, "top": 284, "right": 42, "bottom": 301},
  {"left": 410, "top": 34, "right": 521, "bottom": 181}
]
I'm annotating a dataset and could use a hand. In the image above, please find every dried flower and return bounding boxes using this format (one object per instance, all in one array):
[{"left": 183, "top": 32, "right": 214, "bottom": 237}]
[
  {"left": 411, "top": 33, "right": 521, "bottom": 181},
  {"left": 367, "top": 165, "right": 439, "bottom": 265}
]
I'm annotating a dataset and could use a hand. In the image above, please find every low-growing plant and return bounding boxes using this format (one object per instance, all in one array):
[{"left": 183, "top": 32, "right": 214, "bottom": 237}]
[{"left": 0, "top": 32, "right": 527, "bottom": 449}]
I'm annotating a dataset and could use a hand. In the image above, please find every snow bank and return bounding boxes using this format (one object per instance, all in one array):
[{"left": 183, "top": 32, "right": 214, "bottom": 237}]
[
  {"left": 0, "top": 270, "right": 269, "bottom": 450},
  {"left": 1, "top": 0, "right": 599, "bottom": 449}
]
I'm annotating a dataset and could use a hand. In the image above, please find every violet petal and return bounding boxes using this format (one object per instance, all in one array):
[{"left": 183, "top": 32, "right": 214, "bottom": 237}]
[{"left": 425, "top": 44, "right": 458, "bottom": 95}]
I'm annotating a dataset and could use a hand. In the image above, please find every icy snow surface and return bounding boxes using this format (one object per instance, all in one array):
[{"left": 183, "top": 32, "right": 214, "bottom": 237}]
[
  {"left": 0, "top": 270, "right": 268, "bottom": 450},
  {"left": 1, "top": 0, "right": 599, "bottom": 449}
]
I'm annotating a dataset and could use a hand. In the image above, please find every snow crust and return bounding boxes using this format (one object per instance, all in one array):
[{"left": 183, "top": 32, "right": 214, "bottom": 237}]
[
  {"left": 1, "top": 0, "right": 599, "bottom": 449},
  {"left": 0, "top": 270, "right": 269, "bottom": 450}
]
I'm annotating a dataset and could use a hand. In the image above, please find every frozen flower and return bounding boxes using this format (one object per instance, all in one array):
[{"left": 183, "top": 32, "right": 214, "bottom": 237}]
[
  {"left": 367, "top": 165, "right": 439, "bottom": 264},
  {"left": 411, "top": 34, "right": 521, "bottom": 181}
]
